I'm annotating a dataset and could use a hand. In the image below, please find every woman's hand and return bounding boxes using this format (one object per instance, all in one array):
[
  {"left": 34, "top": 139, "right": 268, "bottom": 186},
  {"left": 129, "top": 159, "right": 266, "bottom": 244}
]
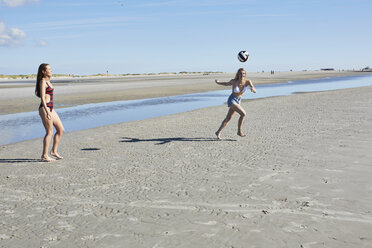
[
  {"left": 251, "top": 86, "right": 256, "bottom": 93},
  {"left": 47, "top": 111, "right": 51, "bottom": 120}
]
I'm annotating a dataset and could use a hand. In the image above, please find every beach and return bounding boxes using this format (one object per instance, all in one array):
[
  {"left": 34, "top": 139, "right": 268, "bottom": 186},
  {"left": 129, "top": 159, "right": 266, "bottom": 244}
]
[
  {"left": 0, "top": 73, "right": 371, "bottom": 247},
  {"left": 0, "top": 70, "right": 367, "bottom": 115}
]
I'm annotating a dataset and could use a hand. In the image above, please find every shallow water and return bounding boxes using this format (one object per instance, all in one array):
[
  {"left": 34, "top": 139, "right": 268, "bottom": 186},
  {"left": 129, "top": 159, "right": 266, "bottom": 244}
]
[{"left": 1, "top": 75, "right": 371, "bottom": 145}]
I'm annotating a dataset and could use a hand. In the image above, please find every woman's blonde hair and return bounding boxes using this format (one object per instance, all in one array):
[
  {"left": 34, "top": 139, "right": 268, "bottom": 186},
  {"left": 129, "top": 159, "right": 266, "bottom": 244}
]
[{"left": 234, "top": 68, "right": 246, "bottom": 83}]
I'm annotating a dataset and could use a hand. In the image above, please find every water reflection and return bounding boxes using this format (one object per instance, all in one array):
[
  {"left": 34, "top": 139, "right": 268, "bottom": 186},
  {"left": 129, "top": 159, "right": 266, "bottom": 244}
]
[{"left": 0, "top": 75, "right": 371, "bottom": 145}]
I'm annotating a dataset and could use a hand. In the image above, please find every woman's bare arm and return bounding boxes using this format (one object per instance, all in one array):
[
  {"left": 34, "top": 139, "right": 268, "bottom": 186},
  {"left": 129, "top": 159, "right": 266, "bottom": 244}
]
[
  {"left": 215, "top": 79, "right": 233, "bottom": 86},
  {"left": 246, "top": 79, "right": 256, "bottom": 93},
  {"left": 40, "top": 80, "right": 51, "bottom": 119}
]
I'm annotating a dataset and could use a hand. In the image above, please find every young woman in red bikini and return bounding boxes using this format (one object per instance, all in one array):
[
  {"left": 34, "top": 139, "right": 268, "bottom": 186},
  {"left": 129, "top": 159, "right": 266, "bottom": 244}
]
[
  {"left": 215, "top": 68, "right": 256, "bottom": 139},
  {"left": 35, "top": 63, "right": 64, "bottom": 162}
]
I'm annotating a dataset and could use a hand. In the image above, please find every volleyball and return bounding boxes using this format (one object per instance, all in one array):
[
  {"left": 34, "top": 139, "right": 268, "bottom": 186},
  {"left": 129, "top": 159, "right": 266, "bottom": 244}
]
[{"left": 237, "top": 51, "right": 249, "bottom": 62}]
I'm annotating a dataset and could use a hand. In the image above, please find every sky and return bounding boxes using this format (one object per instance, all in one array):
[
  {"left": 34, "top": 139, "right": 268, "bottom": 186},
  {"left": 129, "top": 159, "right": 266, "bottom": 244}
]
[{"left": 0, "top": 0, "right": 371, "bottom": 75}]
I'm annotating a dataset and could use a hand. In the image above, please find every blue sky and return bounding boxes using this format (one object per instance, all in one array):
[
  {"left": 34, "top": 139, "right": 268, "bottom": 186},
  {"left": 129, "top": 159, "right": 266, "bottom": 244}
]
[{"left": 0, "top": 0, "right": 371, "bottom": 75}]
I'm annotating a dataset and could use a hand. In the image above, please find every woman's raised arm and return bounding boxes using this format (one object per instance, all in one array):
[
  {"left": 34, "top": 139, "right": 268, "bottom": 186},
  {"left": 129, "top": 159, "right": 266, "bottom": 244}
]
[{"left": 215, "top": 79, "right": 233, "bottom": 86}]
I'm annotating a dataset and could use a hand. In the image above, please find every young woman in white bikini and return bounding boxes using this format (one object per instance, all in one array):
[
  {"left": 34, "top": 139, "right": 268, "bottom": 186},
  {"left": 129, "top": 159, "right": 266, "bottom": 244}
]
[{"left": 215, "top": 68, "right": 256, "bottom": 139}]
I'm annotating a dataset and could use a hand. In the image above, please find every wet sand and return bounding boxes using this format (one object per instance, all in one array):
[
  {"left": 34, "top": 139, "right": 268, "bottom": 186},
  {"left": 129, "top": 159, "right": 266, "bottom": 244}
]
[
  {"left": 0, "top": 86, "right": 371, "bottom": 247},
  {"left": 0, "top": 70, "right": 368, "bottom": 115}
]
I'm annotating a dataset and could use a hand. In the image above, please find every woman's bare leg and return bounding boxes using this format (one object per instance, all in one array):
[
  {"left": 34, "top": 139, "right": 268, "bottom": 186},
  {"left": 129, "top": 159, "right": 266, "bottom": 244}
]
[
  {"left": 230, "top": 104, "right": 246, "bottom": 137},
  {"left": 50, "top": 110, "right": 64, "bottom": 159},
  {"left": 215, "top": 107, "right": 235, "bottom": 139},
  {"left": 39, "top": 108, "right": 55, "bottom": 162}
]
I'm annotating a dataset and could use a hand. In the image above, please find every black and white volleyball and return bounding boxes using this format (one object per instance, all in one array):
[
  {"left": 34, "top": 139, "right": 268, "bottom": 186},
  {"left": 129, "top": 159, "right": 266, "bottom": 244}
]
[{"left": 237, "top": 51, "right": 249, "bottom": 62}]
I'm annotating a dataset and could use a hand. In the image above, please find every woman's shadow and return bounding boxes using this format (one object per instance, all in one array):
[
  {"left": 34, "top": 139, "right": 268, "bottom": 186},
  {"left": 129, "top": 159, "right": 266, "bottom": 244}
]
[
  {"left": 120, "top": 136, "right": 236, "bottom": 145},
  {"left": 0, "top": 158, "right": 41, "bottom": 164}
]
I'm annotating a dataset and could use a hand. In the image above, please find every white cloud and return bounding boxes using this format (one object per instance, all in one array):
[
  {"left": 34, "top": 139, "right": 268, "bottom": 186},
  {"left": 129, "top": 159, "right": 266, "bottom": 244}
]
[
  {"left": 38, "top": 39, "right": 47, "bottom": 46},
  {"left": 0, "top": 21, "right": 27, "bottom": 46},
  {"left": 22, "top": 16, "right": 142, "bottom": 32},
  {"left": 9, "top": 27, "right": 26, "bottom": 38},
  {"left": 0, "top": 0, "right": 39, "bottom": 7}
]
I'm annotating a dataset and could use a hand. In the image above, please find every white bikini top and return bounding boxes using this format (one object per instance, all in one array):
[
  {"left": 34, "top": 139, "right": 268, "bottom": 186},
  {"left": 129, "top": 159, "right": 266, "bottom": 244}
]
[{"left": 233, "top": 85, "right": 247, "bottom": 93}]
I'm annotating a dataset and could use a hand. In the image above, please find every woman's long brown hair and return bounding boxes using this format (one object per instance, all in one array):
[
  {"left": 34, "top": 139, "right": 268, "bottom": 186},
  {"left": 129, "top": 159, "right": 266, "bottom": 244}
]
[{"left": 35, "top": 63, "right": 49, "bottom": 98}]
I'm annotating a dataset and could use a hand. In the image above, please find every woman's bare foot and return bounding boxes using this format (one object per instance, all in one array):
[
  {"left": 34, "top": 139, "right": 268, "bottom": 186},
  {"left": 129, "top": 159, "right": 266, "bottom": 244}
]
[
  {"left": 215, "top": 131, "right": 221, "bottom": 140},
  {"left": 41, "top": 156, "right": 56, "bottom": 162},
  {"left": 237, "top": 131, "right": 246, "bottom": 137},
  {"left": 50, "top": 152, "right": 63, "bottom": 159}
]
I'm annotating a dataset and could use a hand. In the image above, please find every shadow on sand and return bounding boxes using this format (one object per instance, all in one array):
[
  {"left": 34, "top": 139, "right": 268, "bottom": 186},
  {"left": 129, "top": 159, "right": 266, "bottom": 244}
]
[
  {"left": 120, "top": 137, "right": 236, "bottom": 145},
  {"left": 0, "top": 158, "right": 41, "bottom": 163},
  {"left": 81, "top": 148, "right": 101, "bottom": 151}
]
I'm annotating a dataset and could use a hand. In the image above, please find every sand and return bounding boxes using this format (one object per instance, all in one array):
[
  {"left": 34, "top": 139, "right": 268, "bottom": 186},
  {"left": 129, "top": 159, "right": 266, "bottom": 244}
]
[
  {"left": 0, "top": 70, "right": 368, "bottom": 115},
  {"left": 0, "top": 85, "right": 371, "bottom": 247}
]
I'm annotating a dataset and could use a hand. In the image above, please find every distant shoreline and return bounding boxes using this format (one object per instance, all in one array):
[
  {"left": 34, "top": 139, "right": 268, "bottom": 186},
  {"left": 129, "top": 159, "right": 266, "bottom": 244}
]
[
  {"left": 1, "top": 71, "right": 224, "bottom": 81},
  {"left": 0, "top": 70, "right": 371, "bottom": 115},
  {"left": 0, "top": 69, "right": 370, "bottom": 82}
]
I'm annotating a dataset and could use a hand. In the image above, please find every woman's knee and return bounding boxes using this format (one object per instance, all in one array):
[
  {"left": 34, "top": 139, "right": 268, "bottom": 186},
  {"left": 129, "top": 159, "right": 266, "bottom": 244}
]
[
  {"left": 45, "top": 129, "right": 54, "bottom": 137},
  {"left": 57, "top": 127, "right": 64, "bottom": 135}
]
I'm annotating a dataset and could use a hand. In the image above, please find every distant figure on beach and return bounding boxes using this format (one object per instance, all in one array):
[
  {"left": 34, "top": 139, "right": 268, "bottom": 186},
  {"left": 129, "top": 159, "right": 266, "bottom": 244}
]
[
  {"left": 215, "top": 68, "right": 256, "bottom": 139},
  {"left": 35, "top": 63, "right": 64, "bottom": 162}
]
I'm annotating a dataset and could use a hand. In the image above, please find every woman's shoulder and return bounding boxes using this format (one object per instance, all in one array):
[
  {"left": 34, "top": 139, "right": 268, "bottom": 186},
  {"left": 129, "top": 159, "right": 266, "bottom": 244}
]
[
  {"left": 42, "top": 79, "right": 52, "bottom": 85},
  {"left": 40, "top": 79, "right": 52, "bottom": 88},
  {"left": 245, "top": 79, "right": 252, "bottom": 84},
  {"left": 39, "top": 78, "right": 47, "bottom": 86}
]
